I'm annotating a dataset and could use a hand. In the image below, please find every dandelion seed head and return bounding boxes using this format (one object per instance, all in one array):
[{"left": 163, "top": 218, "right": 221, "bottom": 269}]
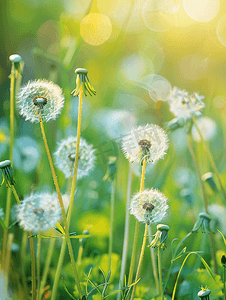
[
  {"left": 130, "top": 188, "right": 169, "bottom": 224},
  {"left": 192, "top": 117, "right": 217, "bottom": 142},
  {"left": 54, "top": 136, "right": 96, "bottom": 179},
  {"left": 121, "top": 124, "right": 168, "bottom": 164},
  {"left": 17, "top": 79, "right": 65, "bottom": 123},
  {"left": 167, "top": 87, "right": 205, "bottom": 119},
  {"left": 16, "top": 193, "right": 62, "bottom": 233}
]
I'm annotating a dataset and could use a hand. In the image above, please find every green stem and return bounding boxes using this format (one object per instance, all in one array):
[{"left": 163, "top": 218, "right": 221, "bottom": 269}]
[
  {"left": 5, "top": 233, "right": 14, "bottom": 288},
  {"left": 158, "top": 247, "right": 164, "bottom": 300},
  {"left": 37, "top": 234, "right": 41, "bottom": 300},
  {"left": 128, "top": 160, "right": 146, "bottom": 286},
  {"left": 224, "top": 267, "right": 226, "bottom": 300},
  {"left": 148, "top": 226, "right": 160, "bottom": 294},
  {"left": 39, "top": 228, "right": 56, "bottom": 300},
  {"left": 192, "top": 116, "right": 226, "bottom": 201},
  {"left": 21, "top": 230, "right": 29, "bottom": 299},
  {"left": 108, "top": 179, "right": 116, "bottom": 271},
  {"left": 2, "top": 189, "right": 12, "bottom": 269},
  {"left": 130, "top": 224, "right": 148, "bottom": 300},
  {"left": 187, "top": 133, "right": 218, "bottom": 274},
  {"left": 39, "top": 117, "right": 82, "bottom": 298},
  {"left": 117, "top": 163, "right": 133, "bottom": 300}
]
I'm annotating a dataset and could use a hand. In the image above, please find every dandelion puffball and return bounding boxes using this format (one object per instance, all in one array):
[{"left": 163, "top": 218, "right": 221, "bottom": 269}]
[
  {"left": 17, "top": 79, "right": 65, "bottom": 123},
  {"left": 54, "top": 136, "right": 96, "bottom": 179},
  {"left": 130, "top": 188, "right": 169, "bottom": 224},
  {"left": 121, "top": 124, "right": 168, "bottom": 164}
]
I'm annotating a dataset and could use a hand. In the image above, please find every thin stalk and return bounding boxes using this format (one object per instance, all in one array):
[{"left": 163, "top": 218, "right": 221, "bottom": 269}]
[
  {"left": 158, "top": 247, "right": 164, "bottom": 300},
  {"left": 108, "top": 179, "right": 116, "bottom": 271},
  {"left": 5, "top": 233, "right": 14, "bottom": 288},
  {"left": 187, "top": 133, "right": 218, "bottom": 274},
  {"left": 117, "top": 163, "right": 133, "bottom": 300},
  {"left": 192, "top": 116, "right": 226, "bottom": 201},
  {"left": 130, "top": 224, "right": 148, "bottom": 300},
  {"left": 2, "top": 189, "right": 12, "bottom": 269},
  {"left": 39, "top": 117, "right": 82, "bottom": 297},
  {"left": 37, "top": 234, "right": 41, "bottom": 300},
  {"left": 39, "top": 228, "right": 56, "bottom": 300},
  {"left": 21, "top": 230, "right": 28, "bottom": 298},
  {"left": 163, "top": 232, "right": 192, "bottom": 291},
  {"left": 224, "top": 266, "right": 226, "bottom": 300},
  {"left": 128, "top": 160, "right": 146, "bottom": 285},
  {"left": 148, "top": 226, "right": 160, "bottom": 294}
]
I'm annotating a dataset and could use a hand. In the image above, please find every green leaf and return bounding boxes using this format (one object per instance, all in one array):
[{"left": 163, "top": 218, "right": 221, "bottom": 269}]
[
  {"left": 55, "top": 222, "right": 65, "bottom": 235},
  {"left": 218, "top": 229, "right": 226, "bottom": 246},
  {"left": 63, "top": 281, "right": 77, "bottom": 300}
]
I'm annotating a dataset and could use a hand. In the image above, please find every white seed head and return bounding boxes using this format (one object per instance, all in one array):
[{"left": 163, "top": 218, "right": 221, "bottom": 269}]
[
  {"left": 121, "top": 124, "right": 168, "bottom": 164},
  {"left": 167, "top": 87, "right": 205, "bottom": 119},
  {"left": 54, "top": 136, "right": 96, "bottom": 179},
  {"left": 192, "top": 117, "right": 217, "bottom": 142},
  {"left": 17, "top": 79, "right": 65, "bottom": 123},
  {"left": 16, "top": 193, "right": 63, "bottom": 233},
  {"left": 130, "top": 188, "right": 169, "bottom": 224}
]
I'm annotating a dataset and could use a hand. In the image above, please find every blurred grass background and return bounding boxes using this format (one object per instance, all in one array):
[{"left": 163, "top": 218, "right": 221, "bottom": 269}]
[{"left": 1, "top": 0, "right": 226, "bottom": 298}]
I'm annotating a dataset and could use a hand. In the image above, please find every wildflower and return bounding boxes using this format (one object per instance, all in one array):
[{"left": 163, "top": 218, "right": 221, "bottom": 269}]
[
  {"left": 198, "top": 287, "right": 211, "bottom": 299},
  {"left": 192, "top": 212, "right": 212, "bottom": 234},
  {"left": 16, "top": 193, "right": 65, "bottom": 233},
  {"left": 202, "top": 172, "right": 217, "bottom": 191},
  {"left": 54, "top": 136, "right": 96, "bottom": 179},
  {"left": 192, "top": 117, "right": 217, "bottom": 142},
  {"left": 0, "top": 160, "right": 15, "bottom": 188},
  {"left": 71, "top": 68, "right": 96, "bottom": 97},
  {"left": 130, "top": 189, "right": 169, "bottom": 225},
  {"left": 167, "top": 87, "right": 205, "bottom": 120},
  {"left": 121, "top": 124, "right": 168, "bottom": 164},
  {"left": 148, "top": 224, "right": 170, "bottom": 249},
  {"left": 17, "top": 79, "right": 65, "bottom": 123}
]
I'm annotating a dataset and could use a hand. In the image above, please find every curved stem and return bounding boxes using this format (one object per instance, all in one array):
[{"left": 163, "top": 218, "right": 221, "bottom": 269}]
[
  {"left": 128, "top": 160, "right": 146, "bottom": 286},
  {"left": 108, "top": 179, "right": 116, "bottom": 271},
  {"left": 130, "top": 224, "right": 148, "bottom": 300},
  {"left": 117, "top": 163, "right": 133, "bottom": 300},
  {"left": 158, "top": 247, "right": 164, "bottom": 300},
  {"left": 39, "top": 118, "right": 82, "bottom": 298},
  {"left": 148, "top": 226, "right": 160, "bottom": 294},
  {"left": 192, "top": 116, "right": 226, "bottom": 201}
]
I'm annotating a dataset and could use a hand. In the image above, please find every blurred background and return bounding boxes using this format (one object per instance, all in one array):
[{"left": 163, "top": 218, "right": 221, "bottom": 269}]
[{"left": 1, "top": 0, "right": 226, "bottom": 298}]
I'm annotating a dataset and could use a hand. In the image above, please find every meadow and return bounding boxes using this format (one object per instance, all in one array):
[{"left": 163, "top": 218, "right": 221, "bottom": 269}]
[{"left": 1, "top": 0, "right": 226, "bottom": 299}]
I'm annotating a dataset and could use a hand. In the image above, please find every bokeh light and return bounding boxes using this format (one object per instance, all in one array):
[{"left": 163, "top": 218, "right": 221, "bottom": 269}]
[
  {"left": 80, "top": 13, "right": 112, "bottom": 46},
  {"left": 142, "top": 0, "right": 180, "bottom": 32},
  {"left": 183, "top": 0, "right": 219, "bottom": 22},
  {"left": 213, "top": 96, "right": 226, "bottom": 109},
  {"left": 217, "top": 14, "right": 226, "bottom": 47},
  {"left": 179, "top": 54, "right": 209, "bottom": 80}
]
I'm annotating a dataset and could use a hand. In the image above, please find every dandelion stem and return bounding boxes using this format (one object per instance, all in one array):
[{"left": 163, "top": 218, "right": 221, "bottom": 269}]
[
  {"left": 39, "top": 228, "right": 55, "bottom": 300},
  {"left": 187, "top": 133, "right": 218, "bottom": 274},
  {"left": 39, "top": 117, "right": 82, "bottom": 298},
  {"left": 128, "top": 160, "right": 146, "bottom": 286},
  {"left": 158, "top": 247, "right": 164, "bottom": 300},
  {"left": 5, "top": 233, "right": 14, "bottom": 288},
  {"left": 117, "top": 163, "right": 133, "bottom": 300},
  {"left": 108, "top": 179, "right": 116, "bottom": 271},
  {"left": 130, "top": 223, "right": 148, "bottom": 300},
  {"left": 21, "top": 230, "right": 29, "bottom": 298},
  {"left": 192, "top": 116, "right": 226, "bottom": 201},
  {"left": 148, "top": 226, "right": 160, "bottom": 294},
  {"left": 37, "top": 233, "right": 41, "bottom": 300},
  {"left": 223, "top": 266, "right": 226, "bottom": 300}
]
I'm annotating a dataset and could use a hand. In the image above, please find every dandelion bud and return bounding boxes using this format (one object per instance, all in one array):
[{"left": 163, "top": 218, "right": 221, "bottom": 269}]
[
  {"left": 121, "top": 124, "right": 168, "bottom": 165},
  {"left": 71, "top": 68, "right": 96, "bottom": 97},
  {"left": 221, "top": 255, "right": 226, "bottom": 267},
  {"left": 148, "top": 224, "right": 170, "bottom": 249},
  {"left": 198, "top": 288, "right": 211, "bottom": 299},
  {"left": 130, "top": 189, "right": 169, "bottom": 225},
  {"left": 180, "top": 188, "right": 193, "bottom": 205},
  {"left": 202, "top": 172, "right": 217, "bottom": 192},
  {"left": 17, "top": 79, "right": 65, "bottom": 123},
  {"left": 9, "top": 54, "right": 22, "bottom": 63},
  {"left": 166, "top": 117, "right": 185, "bottom": 132},
  {"left": 192, "top": 212, "right": 212, "bottom": 234},
  {"left": 0, "top": 160, "right": 15, "bottom": 188},
  {"left": 103, "top": 156, "right": 117, "bottom": 181}
]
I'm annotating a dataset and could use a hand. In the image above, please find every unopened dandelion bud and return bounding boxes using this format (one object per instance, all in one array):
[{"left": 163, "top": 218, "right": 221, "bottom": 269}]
[
  {"left": 202, "top": 172, "right": 217, "bottom": 192},
  {"left": 9, "top": 54, "right": 22, "bottom": 63},
  {"left": 180, "top": 188, "right": 193, "bottom": 206},
  {"left": 167, "top": 117, "right": 185, "bottom": 132},
  {"left": 0, "top": 160, "right": 15, "bottom": 188},
  {"left": 71, "top": 68, "right": 96, "bottom": 97},
  {"left": 192, "top": 212, "right": 212, "bottom": 234},
  {"left": 148, "top": 224, "right": 170, "bottom": 249},
  {"left": 221, "top": 255, "right": 226, "bottom": 267},
  {"left": 103, "top": 156, "right": 117, "bottom": 181},
  {"left": 198, "top": 288, "right": 211, "bottom": 299}
]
